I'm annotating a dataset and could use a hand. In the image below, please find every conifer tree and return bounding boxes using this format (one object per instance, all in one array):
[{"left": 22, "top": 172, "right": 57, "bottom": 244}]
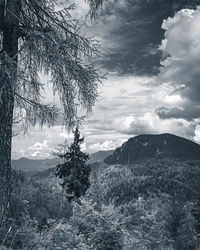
[
  {"left": 56, "top": 126, "right": 90, "bottom": 202},
  {"left": 0, "top": 0, "right": 104, "bottom": 224}
]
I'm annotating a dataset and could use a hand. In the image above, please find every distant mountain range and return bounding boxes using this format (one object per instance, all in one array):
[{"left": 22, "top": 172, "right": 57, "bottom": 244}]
[
  {"left": 11, "top": 157, "right": 55, "bottom": 177},
  {"left": 11, "top": 150, "right": 113, "bottom": 177},
  {"left": 104, "top": 133, "right": 200, "bottom": 165}
]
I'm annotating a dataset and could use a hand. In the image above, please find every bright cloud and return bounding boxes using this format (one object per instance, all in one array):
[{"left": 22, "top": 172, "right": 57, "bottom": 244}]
[
  {"left": 194, "top": 125, "right": 200, "bottom": 143},
  {"left": 28, "top": 140, "right": 49, "bottom": 151},
  {"left": 164, "top": 94, "right": 182, "bottom": 104},
  {"left": 157, "top": 7, "right": 200, "bottom": 121},
  {"left": 31, "top": 151, "right": 40, "bottom": 157},
  {"left": 97, "top": 112, "right": 195, "bottom": 139},
  {"left": 88, "top": 139, "right": 127, "bottom": 152}
]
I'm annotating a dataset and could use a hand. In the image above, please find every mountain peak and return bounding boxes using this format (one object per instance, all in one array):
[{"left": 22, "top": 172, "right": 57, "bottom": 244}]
[{"left": 104, "top": 133, "right": 200, "bottom": 165}]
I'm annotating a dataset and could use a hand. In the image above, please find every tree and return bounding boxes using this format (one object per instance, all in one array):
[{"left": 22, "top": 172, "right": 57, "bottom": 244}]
[
  {"left": 56, "top": 126, "right": 90, "bottom": 202},
  {"left": 0, "top": 0, "right": 104, "bottom": 224}
]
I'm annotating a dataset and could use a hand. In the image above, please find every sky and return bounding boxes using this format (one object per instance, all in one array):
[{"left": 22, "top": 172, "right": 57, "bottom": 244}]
[{"left": 12, "top": 0, "right": 200, "bottom": 159}]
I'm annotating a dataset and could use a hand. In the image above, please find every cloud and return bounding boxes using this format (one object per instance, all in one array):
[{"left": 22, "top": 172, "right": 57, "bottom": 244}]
[
  {"left": 88, "top": 139, "right": 126, "bottom": 152},
  {"left": 31, "top": 151, "right": 40, "bottom": 157},
  {"left": 194, "top": 125, "right": 200, "bottom": 143},
  {"left": 158, "top": 6, "right": 200, "bottom": 121},
  {"left": 12, "top": 125, "right": 73, "bottom": 159},
  {"left": 28, "top": 140, "right": 49, "bottom": 151},
  {"left": 97, "top": 112, "right": 196, "bottom": 139},
  {"left": 156, "top": 106, "right": 200, "bottom": 121},
  {"left": 85, "top": 0, "right": 200, "bottom": 75}
]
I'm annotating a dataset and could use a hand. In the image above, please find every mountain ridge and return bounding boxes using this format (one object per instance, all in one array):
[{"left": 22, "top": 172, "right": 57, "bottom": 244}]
[
  {"left": 11, "top": 157, "right": 55, "bottom": 177},
  {"left": 104, "top": 133, "right": 200, "bottom": 165}
]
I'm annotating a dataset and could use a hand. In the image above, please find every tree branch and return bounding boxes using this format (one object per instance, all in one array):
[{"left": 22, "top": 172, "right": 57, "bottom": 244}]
[{"left": 14, "top": 91, "right": 60, "bottom": 128}]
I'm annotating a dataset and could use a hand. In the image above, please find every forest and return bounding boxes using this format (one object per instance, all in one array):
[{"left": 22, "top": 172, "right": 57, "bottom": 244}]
[{"left": 1, "top": 145, "right": 200, "bottom": 249}]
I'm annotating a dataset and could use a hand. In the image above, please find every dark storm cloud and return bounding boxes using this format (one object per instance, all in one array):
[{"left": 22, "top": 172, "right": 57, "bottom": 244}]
[
  {"left": 156, "top": 106, "right": 200, "bottom": 121},
  {"left": 93, "top": 0, "right": 200, "bottom": 75}
]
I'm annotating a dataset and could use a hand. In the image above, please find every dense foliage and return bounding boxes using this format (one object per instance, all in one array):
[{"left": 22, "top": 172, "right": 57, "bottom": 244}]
[{"left": 0, "top": 157, "right": 200, "bottom": 249}]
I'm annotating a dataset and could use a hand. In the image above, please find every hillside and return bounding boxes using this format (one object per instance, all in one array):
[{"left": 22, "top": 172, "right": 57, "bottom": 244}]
[
  {"left": 104, "top": 133, "right": 200, "bottom": 165},
  {"left": 88, "top": 150, "right": 114, "bottom": 163}
]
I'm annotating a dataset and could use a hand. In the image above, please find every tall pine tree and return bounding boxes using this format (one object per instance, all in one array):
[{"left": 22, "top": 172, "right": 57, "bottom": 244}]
[
  {"left": 0, "top": 0, "right": 104, "bottom": 224},
  {"left": 56, "top": 127, "right": 90, "bottom": 202}
]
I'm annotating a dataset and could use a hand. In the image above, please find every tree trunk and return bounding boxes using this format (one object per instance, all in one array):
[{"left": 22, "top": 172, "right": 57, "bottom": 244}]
[{"left": 0, "top": 0, "right": 20, "bottom": 225}]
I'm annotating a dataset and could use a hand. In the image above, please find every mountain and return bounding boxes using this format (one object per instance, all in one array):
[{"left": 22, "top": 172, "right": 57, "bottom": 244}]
[
  {"left": 12, "top": 157, "right": 54, "bottom": 177},
  {"left": 88, "top": 150, "right": 114, "bottom": 163},
  {"left": 104, "top": 133, "right": 200, "bottom": 165}
]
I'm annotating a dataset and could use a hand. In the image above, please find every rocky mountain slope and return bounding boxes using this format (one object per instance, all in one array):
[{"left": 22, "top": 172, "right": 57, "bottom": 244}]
[{"left": 104, "top": 133, "right": 200, "bottom": 165}]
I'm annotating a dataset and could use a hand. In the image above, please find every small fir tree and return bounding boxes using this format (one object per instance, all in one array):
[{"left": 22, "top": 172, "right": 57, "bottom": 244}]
[{"left": 56, "top": 127, "right": 90, "bottom": 202}]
